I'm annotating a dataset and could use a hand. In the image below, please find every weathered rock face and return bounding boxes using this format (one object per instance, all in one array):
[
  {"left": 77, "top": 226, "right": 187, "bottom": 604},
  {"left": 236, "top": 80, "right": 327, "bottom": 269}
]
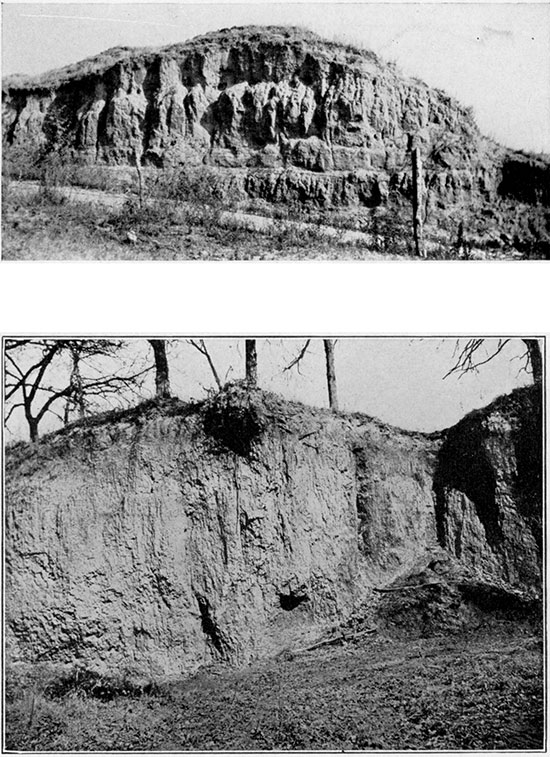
[
  {"left": 3, "top": 25, "right": 549, "bottom": 231},
  {"left": 4, "top": 386, "right": 541, "bottom": 677},
  {"left": 2, "top": 28, "right": 477, "bottom": 169},
  {"left": 434, "top": 386, "right": 542, "bottom": 591}
]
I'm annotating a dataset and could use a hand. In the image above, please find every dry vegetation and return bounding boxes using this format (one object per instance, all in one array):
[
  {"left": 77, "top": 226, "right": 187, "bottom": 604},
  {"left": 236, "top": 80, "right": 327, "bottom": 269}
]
[
  {"left": 5, "top": 623, "right": 542, "bottom": 751},
  {"left": 2, "top": 165, "right": 412, "bottom": 260},
  {"left": 2, "top": 188, "right": 387, "bottom": 261},
  {"left": 2, "top": 172, "right": 529, "bottom": 260}
]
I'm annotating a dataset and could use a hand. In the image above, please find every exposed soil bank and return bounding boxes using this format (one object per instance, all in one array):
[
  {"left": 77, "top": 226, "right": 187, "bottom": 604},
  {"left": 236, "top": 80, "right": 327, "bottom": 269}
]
[
  {"left": 5, "top": 384, "right": 542, "bottom": 678},
  {"left": 3, "top": 26, "right": 549, "bottom": 254}
]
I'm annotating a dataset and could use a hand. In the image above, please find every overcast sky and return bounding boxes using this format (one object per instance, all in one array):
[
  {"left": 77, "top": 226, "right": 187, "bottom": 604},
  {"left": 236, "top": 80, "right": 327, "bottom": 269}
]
[
  {"left": 2, "top": 2, "right": 549, "bottom": 153},
  {"left": 4, "top": 337, "right": 535, "bottom": 442}
]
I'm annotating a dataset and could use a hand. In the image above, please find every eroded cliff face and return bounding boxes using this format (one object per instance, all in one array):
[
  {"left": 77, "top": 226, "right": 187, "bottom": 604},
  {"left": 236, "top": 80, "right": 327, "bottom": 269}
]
[
  {"left": 4, "top": 386, "right": 542, "bottom": 677},
  {"left": 434, "top": 386, "right": 542, "bottom": 590},
  {"left": 3, "top": 25, "right": 549, "bottom": 228}
]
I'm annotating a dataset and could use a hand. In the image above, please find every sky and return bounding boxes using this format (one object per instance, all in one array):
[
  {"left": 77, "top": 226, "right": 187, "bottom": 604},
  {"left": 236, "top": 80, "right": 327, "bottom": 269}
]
[
  {"left": 4, "top": 337, "right": 535, "bottom": 442},
  {"left": 2, "top": 2, "right": 549, "bottom": 153}
]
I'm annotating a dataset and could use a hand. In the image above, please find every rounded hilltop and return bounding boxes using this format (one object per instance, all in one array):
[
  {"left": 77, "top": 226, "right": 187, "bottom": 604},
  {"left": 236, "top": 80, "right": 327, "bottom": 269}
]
[
  {"left": 3, "top": 24, "right": 383, "bottom": 91},
  {"left": 163, "top": 24, "right": 383, "bottom": 65},
  {"left": 179, "top": 24, "right": 323, "bottom": 44}
]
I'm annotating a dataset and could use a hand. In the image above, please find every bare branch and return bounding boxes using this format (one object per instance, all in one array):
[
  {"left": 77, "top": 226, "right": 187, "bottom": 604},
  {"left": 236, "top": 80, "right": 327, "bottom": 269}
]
[
  {"left": 188, "top": 339, "right": 222, "bottom": 389},
  {"left": 283, "top": 339, "right": 311, "bottom": 374},
  {"left": 28, "top": 343, "right": 61, "bottom": 404},
  {"left": 4, "top": 339, "right": 151, "bottom": 441},
  {"left": 5, "top": 402, "right": 24, "bottom": 424},
  {"left": 35, "top": 386, "right": 72, "bottom": 423},
  {"left": 443, "top": 339, "right": 510, "bottom": 379}
]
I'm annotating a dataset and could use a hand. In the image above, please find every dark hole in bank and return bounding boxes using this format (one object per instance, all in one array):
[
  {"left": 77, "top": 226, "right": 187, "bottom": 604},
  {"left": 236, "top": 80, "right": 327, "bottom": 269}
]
[{"left": 279, "top": 592, "right": 308, "bottom": 611}]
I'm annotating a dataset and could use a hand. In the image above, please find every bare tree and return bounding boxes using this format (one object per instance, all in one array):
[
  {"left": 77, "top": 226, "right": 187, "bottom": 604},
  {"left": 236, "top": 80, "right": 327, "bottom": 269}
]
[
  {"left": 5, "top": 339, "right": 64, "bottom": 441},
  {"left": 323, "top": 339, "right": 339, "bottom": 410},
  {"left": 188, "top": 339, "right": 222, "bottom": 389},
  {"left": 444, "top": 338, "right": 543, "bottom": 384},
  {"left": 148, "top": 339, "right": 171, "bottom": 399},
  {"left": 245, "top": 340, "right": 258, "bottom": 387},
  {"left": 5, "top": 339, "right": 149, "bottom": 442}
]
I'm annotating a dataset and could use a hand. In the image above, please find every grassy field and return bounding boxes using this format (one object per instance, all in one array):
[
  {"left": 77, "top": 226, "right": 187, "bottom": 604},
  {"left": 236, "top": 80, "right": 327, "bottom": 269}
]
[
  {"left": 2, "top": 183, "right": 406, "bottom": 261},
  {"left": 5, "top": 625, "right": 543, "bottom": 751}
]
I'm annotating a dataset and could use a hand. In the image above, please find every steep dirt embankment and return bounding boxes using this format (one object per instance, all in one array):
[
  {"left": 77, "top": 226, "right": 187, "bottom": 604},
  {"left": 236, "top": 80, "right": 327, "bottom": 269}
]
[
  {"left": 3, "top": 26, "right": 549, "bottom": 225},
  {"left": 434, "top": 386, "right": 542, "bottom": 588},
  {"left": 4, "top": 385, "right": 542, "bottom": 678}
]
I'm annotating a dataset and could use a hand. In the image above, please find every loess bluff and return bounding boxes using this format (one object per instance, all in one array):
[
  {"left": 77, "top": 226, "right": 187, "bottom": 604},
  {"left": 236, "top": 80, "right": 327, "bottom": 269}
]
[
  {"left": 3, "top": 26, "right": 549, "bottom": 252},
  {"left": 5, "top": 385, "right": 542, "bottom": 678}
]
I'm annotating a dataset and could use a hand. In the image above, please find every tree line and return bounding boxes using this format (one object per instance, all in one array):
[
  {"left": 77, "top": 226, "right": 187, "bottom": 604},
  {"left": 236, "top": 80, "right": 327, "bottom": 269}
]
[
  {"left": 4, "top": 338, "right": 340, "bottom": 442},
  {"left": 4, "top": 337, "right": 542, "bottom": 442}
]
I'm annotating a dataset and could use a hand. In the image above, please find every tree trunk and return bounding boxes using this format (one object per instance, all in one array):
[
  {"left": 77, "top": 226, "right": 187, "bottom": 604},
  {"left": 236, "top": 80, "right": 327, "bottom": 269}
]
[
  {"left": 28, "top": 416, "right": 39, "bottom": 443},
  {"left": 411, "top": 142, "right": 425, "bottom": 258},
  {"left": 148, "top": 339, "right": 171, "bottom": 398},
  {"left": 245, "top": 340, "right": 258, "bottom": 387},
  {"left": 524, "top": 339, "right": 543, "bottom": 384},
  {"left": 65, "top": 345, "right": 85, "bottom": 423},
  {"left": 323, "top": 339, "right": 338, "bottom": 411}
]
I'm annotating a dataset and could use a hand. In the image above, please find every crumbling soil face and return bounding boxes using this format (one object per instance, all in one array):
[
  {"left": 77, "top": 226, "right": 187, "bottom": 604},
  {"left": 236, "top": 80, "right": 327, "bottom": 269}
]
[
  {"left": 3, "top": 26, "right": 549, "bottom": 255},
  {"left": 4, "top": 385, "right": 542, "bottom": 681},
  {"left": 433, "top": 386, "right": 542, "bottom": 592},
  {"left": 6, "top": 393, "right": 439, "bottom": 678},
  {"left": 376, "top": 567, "right": 542, "bottom": 640},
  {"left": 5, "top": 389, "right": 440, "bottom": 677},
  {"left": 3, "top": 26, "right": 483, "bottom": 181}
]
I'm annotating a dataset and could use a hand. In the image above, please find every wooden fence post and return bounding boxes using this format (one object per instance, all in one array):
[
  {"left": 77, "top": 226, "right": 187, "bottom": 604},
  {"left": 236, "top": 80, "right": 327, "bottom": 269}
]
[{"left": 411, "top": 142, "right": 426, "bottom": 258}]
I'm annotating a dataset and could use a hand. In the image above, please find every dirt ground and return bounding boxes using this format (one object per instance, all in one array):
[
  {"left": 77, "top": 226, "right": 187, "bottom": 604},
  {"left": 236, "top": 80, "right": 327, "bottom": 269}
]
[{"left": 5, "top": 625, "right": 543, "bottom": 751}]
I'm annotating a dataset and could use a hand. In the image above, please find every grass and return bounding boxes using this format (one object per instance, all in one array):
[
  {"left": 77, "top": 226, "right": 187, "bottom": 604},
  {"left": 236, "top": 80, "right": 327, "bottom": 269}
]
[
  {"left": 3, "top": 156, "right": 548, "bottom": 259},
  {"left": 2, "top": 144, "right": 135, "bottom": 192},
  {"left": 5, "top": 626, "right": 543, "bottom": 751},
  {"left": 4, "top": 184, "right": 537, "bottom": 260},
  {"left": 2, "top": 182, "right": 405, "bottom": 260}
]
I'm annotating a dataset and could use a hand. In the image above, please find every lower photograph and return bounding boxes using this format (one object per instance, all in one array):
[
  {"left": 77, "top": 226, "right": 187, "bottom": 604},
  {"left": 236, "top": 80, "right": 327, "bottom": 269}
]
[{"left": 3, "top": 336, "right": 544, "bottom": 751}]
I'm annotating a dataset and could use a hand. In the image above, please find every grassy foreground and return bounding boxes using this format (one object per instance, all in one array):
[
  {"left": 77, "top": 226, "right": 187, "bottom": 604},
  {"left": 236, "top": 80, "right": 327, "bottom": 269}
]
[
  {"left": 2, "top": 184, "right": 398, "bottom": 261},
  {"left": 4, "top": 178, "right": 529, "bottom": 261},
  {"left": 5, "top": 626, "right": 543, "bottom": 751},
  {"left": 2, "top": 150, "right": 547, "bottom": 259}
]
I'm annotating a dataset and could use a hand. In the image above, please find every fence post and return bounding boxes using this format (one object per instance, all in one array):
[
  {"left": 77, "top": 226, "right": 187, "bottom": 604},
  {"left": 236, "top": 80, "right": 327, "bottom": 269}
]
[{"left": 411, "top": 141, "right": 425, "bottom": 258}]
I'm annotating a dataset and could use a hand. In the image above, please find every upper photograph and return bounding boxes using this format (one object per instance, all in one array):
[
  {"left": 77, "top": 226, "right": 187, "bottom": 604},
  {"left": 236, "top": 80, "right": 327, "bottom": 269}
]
[{"left": 2, "top": 3, "right": 549, "bottom": 260}]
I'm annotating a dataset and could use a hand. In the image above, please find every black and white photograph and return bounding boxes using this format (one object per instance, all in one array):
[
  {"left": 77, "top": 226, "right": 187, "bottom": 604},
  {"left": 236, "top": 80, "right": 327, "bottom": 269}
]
[
  {"left": 2, "top": 3, "right": 549, "bottom": 260},
  {"left": 3, "top": 336, "right": 544, "bottom": 750}
]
